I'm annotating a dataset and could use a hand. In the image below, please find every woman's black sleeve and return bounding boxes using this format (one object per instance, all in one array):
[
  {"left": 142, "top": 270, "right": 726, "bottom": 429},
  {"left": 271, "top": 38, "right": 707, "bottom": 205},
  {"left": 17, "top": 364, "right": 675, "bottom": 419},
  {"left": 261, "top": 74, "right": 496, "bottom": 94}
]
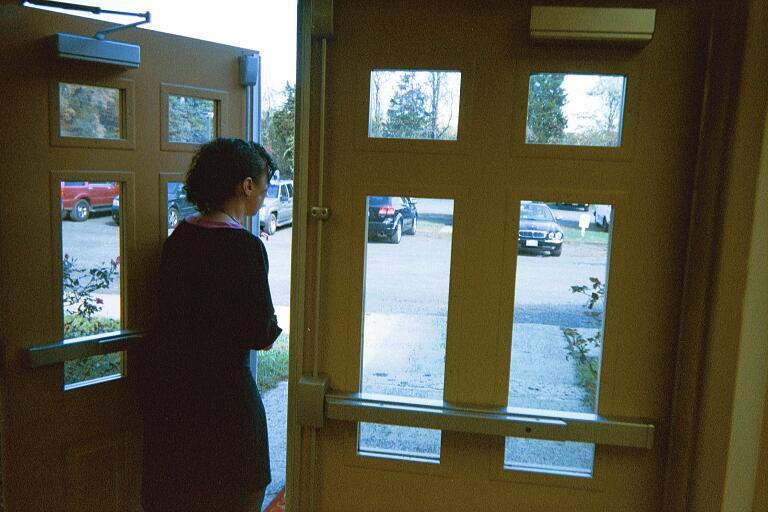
[{"left": 216, "top": 235, "right": 282, "bottom": 350}]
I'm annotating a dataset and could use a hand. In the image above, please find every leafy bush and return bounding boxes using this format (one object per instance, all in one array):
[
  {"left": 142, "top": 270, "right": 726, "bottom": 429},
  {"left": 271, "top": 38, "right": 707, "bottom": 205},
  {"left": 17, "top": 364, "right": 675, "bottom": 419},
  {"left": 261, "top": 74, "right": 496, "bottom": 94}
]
[
  {"left": 561, "top": 277, "right": 604, "bottom": 408},
  {"left": 62, "top": 254, "right": 118, "bottom": 320},
  {"left": 62, "top": 255, "right": 121, "bottom": 385},
  {"left": 257, "top": 333, "right": 289, "bottom": 392}
]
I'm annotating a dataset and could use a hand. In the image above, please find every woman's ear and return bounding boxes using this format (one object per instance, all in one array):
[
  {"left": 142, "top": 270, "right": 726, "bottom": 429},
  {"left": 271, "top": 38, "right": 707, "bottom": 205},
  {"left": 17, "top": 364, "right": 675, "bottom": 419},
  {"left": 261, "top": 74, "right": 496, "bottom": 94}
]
[{"left": 242, "top": 176, "right": 254, "bottom": 197}]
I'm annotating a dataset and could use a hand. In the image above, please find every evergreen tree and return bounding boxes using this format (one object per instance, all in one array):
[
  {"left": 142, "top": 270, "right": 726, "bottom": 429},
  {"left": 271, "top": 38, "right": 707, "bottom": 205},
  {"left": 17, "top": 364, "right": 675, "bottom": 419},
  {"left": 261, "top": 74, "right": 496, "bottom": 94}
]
[
  {"left": 526, "top": 74, "right": 567, "bottom": 144},
  {"left": 383, "top": 72, "right": 431, "bottom": 139},
  {"left": 262, "top": 83, "right": 296, "bottom": 176}
]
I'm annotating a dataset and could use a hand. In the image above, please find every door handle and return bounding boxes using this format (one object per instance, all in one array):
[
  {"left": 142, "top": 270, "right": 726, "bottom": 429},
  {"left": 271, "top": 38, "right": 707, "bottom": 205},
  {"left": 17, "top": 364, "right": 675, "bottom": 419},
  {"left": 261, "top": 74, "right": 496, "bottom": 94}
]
[{"left": 295, "top": 376, "right": 655, "bottom": 449}]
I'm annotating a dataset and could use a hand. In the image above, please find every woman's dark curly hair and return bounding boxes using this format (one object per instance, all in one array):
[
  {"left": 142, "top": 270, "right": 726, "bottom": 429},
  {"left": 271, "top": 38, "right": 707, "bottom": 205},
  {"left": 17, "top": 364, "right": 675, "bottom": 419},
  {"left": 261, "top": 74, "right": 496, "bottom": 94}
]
[{"left": 185, "top": 138, "right": 277, "bottom": 213}]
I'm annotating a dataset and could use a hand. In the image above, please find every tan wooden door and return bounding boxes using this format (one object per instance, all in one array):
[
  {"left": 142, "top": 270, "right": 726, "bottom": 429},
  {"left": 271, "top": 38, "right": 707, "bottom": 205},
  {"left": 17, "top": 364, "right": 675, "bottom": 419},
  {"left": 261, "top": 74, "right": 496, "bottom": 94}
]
[
  {"left": 0, "top": 5, "right": 254, "bottom": 509},
  {"left": 290, "top": 1, "right": 709, "bottom": 510}
]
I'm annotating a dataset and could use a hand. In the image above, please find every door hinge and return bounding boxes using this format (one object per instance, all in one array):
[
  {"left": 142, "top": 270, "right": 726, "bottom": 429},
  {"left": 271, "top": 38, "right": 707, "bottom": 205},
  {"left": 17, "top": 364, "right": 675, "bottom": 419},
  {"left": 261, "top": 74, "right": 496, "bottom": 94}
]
[{"left": 310, "top": 206, "right": 330, "bottom": 221}]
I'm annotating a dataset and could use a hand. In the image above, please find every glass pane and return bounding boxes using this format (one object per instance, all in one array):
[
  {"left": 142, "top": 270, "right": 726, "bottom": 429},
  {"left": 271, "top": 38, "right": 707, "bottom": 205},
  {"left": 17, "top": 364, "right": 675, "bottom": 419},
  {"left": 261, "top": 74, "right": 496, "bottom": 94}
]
[
  {"left": 359, "top": 196, "right": 454, "bottom": 460},
  {"left": 168, "top": 95, "right": 216, "bottom": 144},
  {"left": 59, "top": 83, "right": 120, "bottom": 139},
  {"left": 369, "top": 70, "right": 461, "bottom": 140},
  {"left": 506, "top": 201, "right": 613, "bottom": 476},
  {"left": 61, "top": 181, "right": 122, "bottom": 388},
  {"left": 166, "top": 181, "right": 195, "bottom": 235},
  {"left": 526, "top": 74, "right": 626, "bottom": 147},
  {"left": 359, "top": 423, "right": 441, "bottom": 462}
]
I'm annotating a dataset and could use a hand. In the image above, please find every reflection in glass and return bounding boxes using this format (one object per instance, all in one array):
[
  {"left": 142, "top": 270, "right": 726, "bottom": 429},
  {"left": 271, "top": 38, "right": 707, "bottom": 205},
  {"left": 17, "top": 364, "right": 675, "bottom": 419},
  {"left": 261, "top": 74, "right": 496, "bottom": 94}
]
[
  {"left": 369, "top": 70, "right": 461, "bottom": 140},
  {"left": 506, "top": 201, "right": 614, "bottom": 476},
  {"left": 168, "top": 95, "right": 216, "bottom": 144},
  {"left": 59, "top": 83, "right": 120, "bottom": 139},
  {"left": 359, "top": 197, "right": 454, "bottom": 460},
  {"left": 526, "top": 74, "right": 626, "bottom": 147},
  {"left": 61, "top": 181, "right": 122, "bottom": 388}
]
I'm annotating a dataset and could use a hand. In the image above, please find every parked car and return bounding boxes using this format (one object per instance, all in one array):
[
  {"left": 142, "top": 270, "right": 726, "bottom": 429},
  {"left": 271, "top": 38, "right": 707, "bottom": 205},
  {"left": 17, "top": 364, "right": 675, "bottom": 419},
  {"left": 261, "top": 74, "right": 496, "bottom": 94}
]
[
  {"left": 111, "top": 182, "right": 196, "bottom": 228},
  {"left": 166, "top": 182, "right": 197, "bottom": 229},
  {"left": 554, "top": 202, "right": 589, "bottom": 211},
  {"left": 259, "top": 179, "right": 294, "bottom": 235},
  {"left": 367, "top": 196, "right": 418, "bottom": 244},
  {"left": 518, "top": 201, "right": 564, "bottom": 256},
  {"left": 593, "top": 204, "right": 612, "bottom": 231},
  {"left": 61, "top": 181, "right": 119, "bottom": 221}
]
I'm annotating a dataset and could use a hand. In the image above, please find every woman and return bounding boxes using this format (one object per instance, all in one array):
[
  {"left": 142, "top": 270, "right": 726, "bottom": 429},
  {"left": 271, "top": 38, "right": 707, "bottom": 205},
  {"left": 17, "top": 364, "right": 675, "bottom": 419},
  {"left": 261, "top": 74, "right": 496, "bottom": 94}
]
[{"left": 140, "top": 138, "right": 282, "bottom": 512}]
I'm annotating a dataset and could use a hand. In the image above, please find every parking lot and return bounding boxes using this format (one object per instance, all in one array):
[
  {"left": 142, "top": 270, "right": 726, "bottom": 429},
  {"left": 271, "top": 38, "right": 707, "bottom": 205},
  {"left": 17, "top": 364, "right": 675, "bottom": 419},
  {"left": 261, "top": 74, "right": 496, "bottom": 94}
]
[{"left": 62, "top": 204, "right": 610, "bottom": 331}]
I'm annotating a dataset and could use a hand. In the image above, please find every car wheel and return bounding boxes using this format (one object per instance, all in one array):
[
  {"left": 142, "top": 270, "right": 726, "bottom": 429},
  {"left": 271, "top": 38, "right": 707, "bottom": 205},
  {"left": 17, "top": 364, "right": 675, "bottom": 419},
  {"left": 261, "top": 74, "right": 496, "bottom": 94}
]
[
  {"left": 389, "top": 221, "right": 402, "bottom": 244},
  {"left": 69, "top": 199, "right": 90, "bottom": 222},
  {"left": 551, "top": 246, "right": 563, "bottom": 257},
  {"left": 168, "top": 207, "right": 180, "bottom": 229},
  {"left": 405, "top": 216, "right": 416, "bottom": 235},
  {"left": 265, "top": 213, "right": 277, "bottom": 235}
]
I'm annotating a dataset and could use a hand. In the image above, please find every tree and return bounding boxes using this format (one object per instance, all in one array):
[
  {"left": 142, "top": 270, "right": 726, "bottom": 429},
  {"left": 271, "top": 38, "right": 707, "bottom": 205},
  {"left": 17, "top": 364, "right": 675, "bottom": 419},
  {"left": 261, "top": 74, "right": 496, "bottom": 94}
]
[
  {"left": 262, "top": 83, "right": 296, "bottom": 177},
  {"left": 382, "top": 72, "right": 431, "bottom": 139},
  {"left": 564, "top": 77, "right": 624, "bottom": 147},
  {"left": 369, "top": 72, "right": 385, "bottom": 137},
  {"left": 168, "top": 95, "right": 215, "bottom": 144},
  {"left": 426, "top": 71, "right": 456, "bottom": 140},
  {"left": 526, "top": 74, "right": 568, "bottom": 144}
]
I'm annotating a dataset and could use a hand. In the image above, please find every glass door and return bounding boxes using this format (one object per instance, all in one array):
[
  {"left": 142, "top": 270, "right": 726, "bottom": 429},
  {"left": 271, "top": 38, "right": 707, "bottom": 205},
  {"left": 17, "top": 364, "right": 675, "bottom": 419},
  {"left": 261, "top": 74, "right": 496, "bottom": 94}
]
[
  {"left": 290, "top": 1, "right": 709, "bottom": 510},
  {"left": 0, "top": 6, "right": 251, "bottom": 509}
]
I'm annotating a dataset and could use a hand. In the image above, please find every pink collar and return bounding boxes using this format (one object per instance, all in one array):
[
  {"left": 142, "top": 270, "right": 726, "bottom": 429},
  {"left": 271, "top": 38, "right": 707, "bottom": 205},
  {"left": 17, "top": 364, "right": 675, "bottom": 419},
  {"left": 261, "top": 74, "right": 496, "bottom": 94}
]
[{"left": 185, "top": 214, "right": 243, "bottom": 230}]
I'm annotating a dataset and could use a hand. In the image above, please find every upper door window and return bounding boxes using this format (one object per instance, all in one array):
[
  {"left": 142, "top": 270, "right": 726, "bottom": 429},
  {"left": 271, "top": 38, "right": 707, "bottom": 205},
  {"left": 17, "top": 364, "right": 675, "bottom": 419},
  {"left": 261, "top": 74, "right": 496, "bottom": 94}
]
[
  {"left": 526, "top": 73, "right": 627, "bottom": 147},
  {"left": 160, "top": 84, "right": 228, "bottom": 152},
  {"left": 59, "top": 83, "right": 121, "bottom": 140},
  {"left": 368, "top": 70, "right": 461, "bottom": 141},
  {"left": 168, "top": 95, "right": 216, "bottom": 144},
  {"left": 51, "top": 79, "right": 135, "bottom": 149}
]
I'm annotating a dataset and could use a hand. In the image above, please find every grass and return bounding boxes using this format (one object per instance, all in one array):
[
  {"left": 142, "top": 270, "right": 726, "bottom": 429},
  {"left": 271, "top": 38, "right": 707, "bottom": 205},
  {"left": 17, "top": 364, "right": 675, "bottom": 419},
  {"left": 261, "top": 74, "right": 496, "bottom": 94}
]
[
  {"left": 257, "top": 332, "right": 290, "bottom": 391},
  {"left": 562, "top": 226, "right": 610, "bottom": 245},
  {"left": 416, "top": 220, "right": 452, "bottom": 236}
]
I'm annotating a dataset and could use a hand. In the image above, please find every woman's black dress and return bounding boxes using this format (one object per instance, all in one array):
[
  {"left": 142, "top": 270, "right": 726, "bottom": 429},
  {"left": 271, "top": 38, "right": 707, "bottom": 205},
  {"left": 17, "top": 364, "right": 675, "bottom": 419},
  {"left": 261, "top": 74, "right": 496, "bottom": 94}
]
[{"left": 139, "top": 219, "right": 282, "bottom": 511}]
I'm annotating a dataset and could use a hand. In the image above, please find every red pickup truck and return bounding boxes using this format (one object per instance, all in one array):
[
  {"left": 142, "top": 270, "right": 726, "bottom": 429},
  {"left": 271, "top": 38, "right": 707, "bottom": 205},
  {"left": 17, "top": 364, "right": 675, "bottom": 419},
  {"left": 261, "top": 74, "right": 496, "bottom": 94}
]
[{"left": 61, "top": 181, "right": 119, "bottom": 222}]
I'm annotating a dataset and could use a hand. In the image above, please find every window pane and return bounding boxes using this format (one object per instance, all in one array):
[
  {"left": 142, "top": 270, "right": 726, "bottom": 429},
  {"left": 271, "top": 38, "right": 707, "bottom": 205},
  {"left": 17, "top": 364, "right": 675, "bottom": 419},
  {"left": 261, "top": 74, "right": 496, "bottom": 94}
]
[
  {"left": 369, "top": 70, "right": 461, "bottom": 140},
  {"left": 506, "top": 201, "right": 613, "bottom": 476},
  {"left": 359, "top": 423, "right": 441, "bottom": 462},
  {"left": 359, "top": 197, "right": 454, "bottom": 460},
  {"left": 59, "top": 83, "right": 121, "bottom": 139},
  {"left": 61, "top": 181, "right": 122, "bottom": 388},
  {"left": 167, "top": 181, "right": 195, "bottom": 235},
  {"left": 168, "top": 95, "right": 216, "bottom": 144},
  {"left": 526, "top": 74, "right": 626, "bottom": 147}
]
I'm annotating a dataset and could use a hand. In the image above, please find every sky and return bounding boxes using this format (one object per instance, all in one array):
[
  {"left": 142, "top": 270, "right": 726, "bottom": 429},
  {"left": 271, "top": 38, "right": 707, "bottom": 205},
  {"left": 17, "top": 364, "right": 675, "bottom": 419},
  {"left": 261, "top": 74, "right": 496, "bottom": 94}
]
[{"left": 29, "top": 0, "right": 297, "bottom": 98}]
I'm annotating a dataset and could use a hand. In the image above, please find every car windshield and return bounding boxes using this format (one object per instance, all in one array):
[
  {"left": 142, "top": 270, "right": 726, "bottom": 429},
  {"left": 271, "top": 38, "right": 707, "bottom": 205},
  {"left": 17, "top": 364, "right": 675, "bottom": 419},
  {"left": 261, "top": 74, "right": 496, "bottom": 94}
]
[
  {"left": 266, "top": 185, "right": 278, "bottom": 198},
  {"left": 520, "top": 203, "right": 555, "bottom": 222}
]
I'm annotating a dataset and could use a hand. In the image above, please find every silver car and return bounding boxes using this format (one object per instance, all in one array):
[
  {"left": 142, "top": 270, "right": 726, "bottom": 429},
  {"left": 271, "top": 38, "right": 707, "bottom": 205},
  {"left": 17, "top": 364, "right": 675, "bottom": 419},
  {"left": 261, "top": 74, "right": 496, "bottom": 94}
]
[{"left": 259, "top": 179, "right": 294, "bottom": 235}]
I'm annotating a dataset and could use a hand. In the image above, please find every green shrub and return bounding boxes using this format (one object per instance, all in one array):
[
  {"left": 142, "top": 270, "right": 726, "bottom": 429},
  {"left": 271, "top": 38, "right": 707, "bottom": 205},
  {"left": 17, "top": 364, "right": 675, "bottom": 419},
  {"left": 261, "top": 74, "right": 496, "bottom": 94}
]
[
  {"left": 257, "top": 333, "right": 290, "bottom": 391},
  {"left": 561, "top": 277, "right": 604, "bottom": 408},
  {"left": 62, "top": 255, "right": 121, "bottom": 386}
]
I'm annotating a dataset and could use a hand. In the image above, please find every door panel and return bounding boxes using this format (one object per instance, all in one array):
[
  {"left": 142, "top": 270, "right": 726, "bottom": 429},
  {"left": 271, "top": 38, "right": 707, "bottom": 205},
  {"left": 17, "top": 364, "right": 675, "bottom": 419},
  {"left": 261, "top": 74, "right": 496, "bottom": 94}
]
[
  {"left": 295, "top": 1, "right": 707, "bottom": 510},
  {"left": 0, "top": 6, "right": 251, "bottom": 508}
]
